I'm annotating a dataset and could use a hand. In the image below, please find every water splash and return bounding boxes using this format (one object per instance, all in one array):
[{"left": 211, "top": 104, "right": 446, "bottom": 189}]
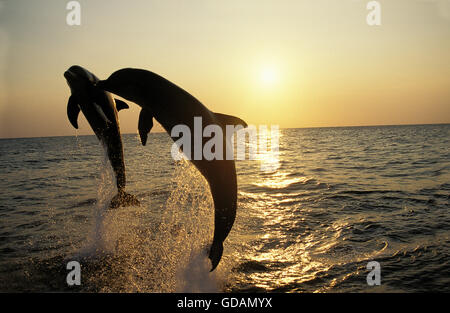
[
  {"left": 176, "top": 249, "right": 221, "bottom": 292},
  {"left": 76, "top": 143, "right": 116, "bottom": 257},
  {"left": 71, "top": 156, "right": 224, "bottom": 292},
  {"left": 152, "top": 160, "right": 223, "bottom": 292}
]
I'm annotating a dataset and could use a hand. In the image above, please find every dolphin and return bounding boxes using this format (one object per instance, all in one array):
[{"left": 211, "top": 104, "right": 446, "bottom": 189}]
[
  {"left": 64, "top": 65, "right": 140, "bottom": 209},
  {"left": 96, "top": 68, "right": 247, "bottom": 271}
]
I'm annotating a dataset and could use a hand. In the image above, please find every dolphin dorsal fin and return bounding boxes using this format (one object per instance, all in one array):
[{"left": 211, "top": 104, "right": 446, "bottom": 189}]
[
  {"left": 115, "top": 99, "right": 129, "bottom": 111},
  {"left": 138, "top": 108, "right": 154, "bottom": 146},
  {"left": 67, "top": 95, "right": 80, "bottom": 129},
  {"left": 214, "top": 112, "right": 248, "bottom": 130}
]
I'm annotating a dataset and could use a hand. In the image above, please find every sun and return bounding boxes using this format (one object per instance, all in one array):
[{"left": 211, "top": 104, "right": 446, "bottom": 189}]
[{"left": 260, "top": 66, "right": 279, "bottom": 85}]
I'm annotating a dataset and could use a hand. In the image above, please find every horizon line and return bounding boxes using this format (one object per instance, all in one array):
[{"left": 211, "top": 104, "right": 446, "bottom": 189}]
[{"left": 1, "top": 122, "right": 449, "bottom": 140}]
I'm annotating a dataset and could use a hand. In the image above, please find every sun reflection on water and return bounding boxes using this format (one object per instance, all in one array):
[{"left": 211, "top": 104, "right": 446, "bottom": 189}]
[{"left": 254, "top": 172, "right": 308, "bottom": 189}]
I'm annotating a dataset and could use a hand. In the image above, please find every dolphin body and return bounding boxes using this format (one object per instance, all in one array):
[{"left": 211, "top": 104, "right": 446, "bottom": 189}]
[
  {"left": 96, "top": 68, "right": 247, "bottom": 271},
  {"left": 64, "top": 65, "right": 140, "bottom": 209}
]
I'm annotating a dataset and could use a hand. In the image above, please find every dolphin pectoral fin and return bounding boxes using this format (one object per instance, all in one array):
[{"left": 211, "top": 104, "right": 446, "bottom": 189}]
[
  {"left": 138, "top": 109, "right": 154, "bottom": 146},
  {"left": 115, "top": 99, "right": 129, "bottom": 111},
  {"left": 214, "top": 113, "right": 248, "bottom": 130},
  {"left": 208, "top": 240, "right": 224, "bottom": 272},
  {"left": 67, "top": 95, "right": 80, "bottom": 129}
]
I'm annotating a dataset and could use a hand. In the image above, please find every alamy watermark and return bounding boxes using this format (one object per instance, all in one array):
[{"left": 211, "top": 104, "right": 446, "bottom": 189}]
[
  {"left": 66, "top": 261, "right": 81, "bottom": 286},
  {"left": 64, "top": 1, "right": 382, "bottom": 27},
  {"left": 366, "top": 1, "right": 382, "bottom": 26},
  {"left": 366, "top": 261, "right": 381, "bottom": 286},
  {"left": 170, "top": 117, "right": 280, "bottom": 172},
  {"left": 66, "top": 1, "right": 81, "bottom": 26}
]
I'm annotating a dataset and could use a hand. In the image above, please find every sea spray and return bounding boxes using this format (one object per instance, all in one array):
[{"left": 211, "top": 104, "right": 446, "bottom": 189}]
[
  {"left": 175, "top": 248, "right": 221, "bottom": 292},
  {"left": 92, "top": 146, "right": 116, "bottom": 252},
  {"left": 67, "top": 148, "right": 225, "bottom": 291},
  {"left": 77, "top": 143, "right": 116, "bottom": 256},
  {"left": 113, "top": 159, "right": 222, "bottom": 292},
  {"left": 163, "top": 160, "right": 222, "bottom": 292}
]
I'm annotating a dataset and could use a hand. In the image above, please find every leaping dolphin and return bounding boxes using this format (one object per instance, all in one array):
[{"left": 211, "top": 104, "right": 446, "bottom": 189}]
[
  {"left": 96, "top": 68, "right": 247, "bottom": 271},
  {"left": 64, "top": 65, "right": 140, "bottom": 209}
]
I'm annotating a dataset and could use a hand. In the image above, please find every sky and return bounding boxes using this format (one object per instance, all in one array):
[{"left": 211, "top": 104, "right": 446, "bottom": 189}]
[{"left": 0, "top": 0, "right": 449, "bottom": 138}]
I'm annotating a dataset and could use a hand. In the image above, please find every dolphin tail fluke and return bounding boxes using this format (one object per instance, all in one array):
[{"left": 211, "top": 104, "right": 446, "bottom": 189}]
[
  {"left": 208, "top": 240, "right": 224, "bottom": 272},
  {"left": 109, "top": 191, "right": 140, "bottom": 209}
]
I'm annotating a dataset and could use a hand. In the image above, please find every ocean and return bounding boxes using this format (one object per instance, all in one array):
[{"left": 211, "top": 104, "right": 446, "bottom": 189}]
[{"left": 0, "top": 124, "right": 449, "bottom": 292}]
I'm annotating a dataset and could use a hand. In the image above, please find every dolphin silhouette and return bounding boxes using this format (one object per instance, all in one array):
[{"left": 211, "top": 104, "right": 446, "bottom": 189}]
[
  {"left": 64, "top": 65, "right": 140, "bottom": 209},
  {"left": 96, "top": 68, "right": 247, "bottom": 270}
]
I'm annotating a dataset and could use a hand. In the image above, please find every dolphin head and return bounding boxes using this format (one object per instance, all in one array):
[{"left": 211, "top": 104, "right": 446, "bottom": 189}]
[
  {"left": 96, "top": 68, "right": 150, "bottom": 104},
  {"left": 64, "top": 65, "right": 115, "bottom": 130},
  {"left": 64, "top": 65, "right": 98, "bottom": 92}
]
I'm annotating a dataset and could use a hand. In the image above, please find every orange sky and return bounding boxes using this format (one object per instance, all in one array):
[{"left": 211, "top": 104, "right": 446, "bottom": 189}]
[{"left": 0, "top": 0, "right": 449, "bottom": 138}]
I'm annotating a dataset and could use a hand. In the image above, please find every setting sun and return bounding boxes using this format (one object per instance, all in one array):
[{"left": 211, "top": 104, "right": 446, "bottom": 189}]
[{"left": 260, "top": 66, "right": 279, "bottom": 86}]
